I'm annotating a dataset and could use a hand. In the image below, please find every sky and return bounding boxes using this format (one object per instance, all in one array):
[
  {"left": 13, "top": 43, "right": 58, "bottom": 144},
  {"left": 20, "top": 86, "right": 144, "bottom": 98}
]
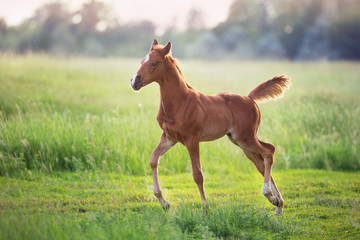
[{"left": 0, "top": 0, "right": 233, "bottom": 33}]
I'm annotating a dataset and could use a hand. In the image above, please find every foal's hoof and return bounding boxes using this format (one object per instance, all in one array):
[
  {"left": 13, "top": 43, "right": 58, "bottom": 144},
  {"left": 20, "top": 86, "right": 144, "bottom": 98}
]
[
  {"left": 161, "top": 202, "right": 171, "bottom": 211},
  {"left": 276, "top": 207, "right": 283, "bottom": 215}
]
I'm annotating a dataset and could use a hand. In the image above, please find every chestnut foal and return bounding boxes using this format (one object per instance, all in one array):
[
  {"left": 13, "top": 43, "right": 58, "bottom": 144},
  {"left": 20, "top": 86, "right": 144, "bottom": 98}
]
[{"left": 131, "top": 39, "right": 291, "bottom": 214}]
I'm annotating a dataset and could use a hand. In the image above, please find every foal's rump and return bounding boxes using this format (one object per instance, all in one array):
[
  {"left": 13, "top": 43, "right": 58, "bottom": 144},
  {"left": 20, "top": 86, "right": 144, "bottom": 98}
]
[{"left": 221, "top": 93, "right": 261, "bottom": 133}]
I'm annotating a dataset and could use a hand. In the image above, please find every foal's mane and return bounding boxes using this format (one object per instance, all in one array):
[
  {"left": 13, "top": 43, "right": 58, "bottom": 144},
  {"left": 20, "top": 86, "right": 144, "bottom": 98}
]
[
  {"left": 165, "top": 55, "right": 184, "bottom": 77},
  {"left": 154, "top": 46, "right": 192, "bottom": 88},
  {"left": 166, "top": 56, "right": 194, "bottom": 89}
]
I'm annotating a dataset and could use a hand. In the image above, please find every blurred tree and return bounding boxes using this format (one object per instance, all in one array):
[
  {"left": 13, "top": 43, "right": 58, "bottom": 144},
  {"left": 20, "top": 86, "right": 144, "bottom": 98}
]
[
  {"left": 225, "top": 0, "right": 263, "bottom": 41},
  {"left": 213, "top": 0, "right": 279, "bottom": 59},
  {"left": 30, "top": 2, "right": 72, "bottom": 52},
  {"left": 0, "top": 18, "right": 8, "bottom": 49},
  {"left": 296, "top": 14, "right": 332, "bottom": 60},
  {"left": 73, "top": 0, "right": 121, "bottom": 56},
  {"left": 327, "top": 0, "right": 360, "bottom": 59},
  {"left": 0, "top": 18, "right": 7, "bottom": 35},
  {"left": 112, "top": 20, "right": 156, "bottom": 57},
  {"left": 255, "top": 0, "right": 286, "bottom": 59},
  {"left": 76, "top": 0, "right": 112, "bottom": 33},
  {"left": 273, "top": 0, "right": 323, "bottom": 59},
  {"left": 189, "top": 31, "right": 220, "bottom": 59},
  {"left": 330, "top": 13, "right": 360, "bottom": 59},
  {"left": 0, "top": 0, "right": 359, "bottom": 60}
]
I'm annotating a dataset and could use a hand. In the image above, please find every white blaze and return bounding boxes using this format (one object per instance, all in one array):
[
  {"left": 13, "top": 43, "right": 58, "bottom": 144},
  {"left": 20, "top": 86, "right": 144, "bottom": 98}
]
[
  {"left": 144, "top": 54, "right": 149, "bottom": 63},
  {"left": 131, "top": 74, "right": 137, "bottom": 87},
  {"left": 131, "top": 53, "right": 149, "bottom": 88}
]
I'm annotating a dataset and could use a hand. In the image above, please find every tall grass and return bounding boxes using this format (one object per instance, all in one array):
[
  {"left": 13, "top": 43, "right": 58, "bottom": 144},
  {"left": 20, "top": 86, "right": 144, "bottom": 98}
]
[{"left": 0, "top": 55, "right": 359, "bottom": 176}]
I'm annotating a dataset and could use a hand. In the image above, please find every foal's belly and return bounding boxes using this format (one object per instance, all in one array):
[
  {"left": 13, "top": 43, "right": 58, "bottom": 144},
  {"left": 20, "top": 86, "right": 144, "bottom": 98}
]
[
  {"left": 198, "top": 95, "right": 233, "bottom": 141},
  {"left": 199, "top": 130, "right": 228, "bottom": 142},
  {"left": 199, "top": 116, "right": 231, "bottom": 141}
]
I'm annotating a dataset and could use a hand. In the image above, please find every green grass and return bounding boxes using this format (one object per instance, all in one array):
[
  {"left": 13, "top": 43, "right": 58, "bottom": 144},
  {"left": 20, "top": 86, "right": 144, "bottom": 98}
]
[
  {"left": 1, "top": 170, "right": 359, "bottom": 239},
  {"left": 0, "top": 55, "right": 360, "bottom": 239}
]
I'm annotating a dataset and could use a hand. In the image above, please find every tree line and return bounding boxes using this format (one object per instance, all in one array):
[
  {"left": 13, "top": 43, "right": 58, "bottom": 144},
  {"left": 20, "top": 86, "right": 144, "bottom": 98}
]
[{"left": 0, "top": 0, "right": 359, "bottom": 60}]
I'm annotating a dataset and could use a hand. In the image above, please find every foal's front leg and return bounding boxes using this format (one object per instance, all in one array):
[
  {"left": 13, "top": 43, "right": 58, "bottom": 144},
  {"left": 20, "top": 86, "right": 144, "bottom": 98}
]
[
  {"left": 150, "top": 132, "right": 175, "bottom": 209},
  {"left": 185, "top": 139, "right": 209, "bottom": 208}
]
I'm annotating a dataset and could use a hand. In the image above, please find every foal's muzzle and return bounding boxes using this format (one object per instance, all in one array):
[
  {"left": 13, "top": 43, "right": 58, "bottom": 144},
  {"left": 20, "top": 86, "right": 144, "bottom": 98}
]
[{"left": 131, "top": 74, "right": 143, "bottom": 91}]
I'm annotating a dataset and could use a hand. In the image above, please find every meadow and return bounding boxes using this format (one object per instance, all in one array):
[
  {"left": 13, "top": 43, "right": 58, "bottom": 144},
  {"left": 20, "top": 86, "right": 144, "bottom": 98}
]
[{"left": 0, "top": 55, "right": 359, "bottom": 239}]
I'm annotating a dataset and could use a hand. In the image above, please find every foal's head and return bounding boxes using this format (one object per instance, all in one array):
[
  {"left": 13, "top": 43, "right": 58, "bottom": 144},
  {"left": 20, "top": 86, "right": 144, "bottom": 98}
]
[{"left": 130, "top": 39, "right": 172, "bottom": 91}]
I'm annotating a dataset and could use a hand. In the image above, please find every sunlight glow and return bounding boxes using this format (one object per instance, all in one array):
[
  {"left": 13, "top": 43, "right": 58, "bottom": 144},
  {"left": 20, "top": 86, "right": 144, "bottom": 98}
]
[
  {"left": 95, "top": 21, "right": 107, "bottom": 32},
  {"left": 0, "top": 0, "right": 232, "bottom": 32},
  {"left": 72, "top": 14, "right": 82, "bottom": 24}
]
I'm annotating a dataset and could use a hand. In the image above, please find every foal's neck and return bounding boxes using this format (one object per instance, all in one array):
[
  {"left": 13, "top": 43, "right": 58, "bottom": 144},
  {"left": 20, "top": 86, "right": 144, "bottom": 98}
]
[{"left": 159, "top": 57, "right": 191, "bottom": 106}]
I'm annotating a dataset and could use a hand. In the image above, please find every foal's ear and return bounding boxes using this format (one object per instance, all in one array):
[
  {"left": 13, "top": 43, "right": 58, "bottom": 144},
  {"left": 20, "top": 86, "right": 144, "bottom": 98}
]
[
  {"left": 151, "top": 39, "right": 159, "bottom": 51},
  {"left": 160, "top": 42, "right": 172, "bottom": 57}
]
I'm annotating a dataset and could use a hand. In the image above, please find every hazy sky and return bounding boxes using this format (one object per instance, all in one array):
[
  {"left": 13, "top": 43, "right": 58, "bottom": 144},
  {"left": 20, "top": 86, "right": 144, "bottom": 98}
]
[{"left": 0, "top": 0, "right": 233, "bottom": 32}]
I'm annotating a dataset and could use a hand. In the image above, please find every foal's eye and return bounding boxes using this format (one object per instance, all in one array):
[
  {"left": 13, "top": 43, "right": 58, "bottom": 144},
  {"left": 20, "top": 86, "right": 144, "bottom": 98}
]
[{"left": 150, "top": 62, "right": 158, "bottom": 71}]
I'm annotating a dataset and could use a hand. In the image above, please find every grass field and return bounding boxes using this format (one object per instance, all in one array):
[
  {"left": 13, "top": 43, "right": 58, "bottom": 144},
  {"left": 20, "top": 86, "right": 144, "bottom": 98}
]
[
  {"left": 0, "top": 55, "right": 359, "bottom": 239},
  {"left": 1, "top": 170, "right": 359, "bottom": 239}
]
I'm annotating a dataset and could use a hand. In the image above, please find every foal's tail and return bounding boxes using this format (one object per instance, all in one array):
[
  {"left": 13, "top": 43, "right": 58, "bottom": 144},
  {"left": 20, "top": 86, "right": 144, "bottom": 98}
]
[{"left": 248, "top": 75, "right": 292, "bottom": 103}]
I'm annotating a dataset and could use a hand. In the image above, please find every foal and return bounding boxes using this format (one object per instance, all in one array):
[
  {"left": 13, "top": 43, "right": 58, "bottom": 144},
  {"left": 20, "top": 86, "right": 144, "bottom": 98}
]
[{"left": 131, "top": 39, "right": 291, "bottom": 215}]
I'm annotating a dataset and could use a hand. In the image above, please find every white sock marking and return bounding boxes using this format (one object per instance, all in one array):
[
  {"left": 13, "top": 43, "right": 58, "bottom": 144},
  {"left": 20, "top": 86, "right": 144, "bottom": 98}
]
[
  {"left": 262, "top": 182, "right": 272, "bottom": 195},
  {"left": 270, "top": 182, "right": 278, "bottom": 197}
]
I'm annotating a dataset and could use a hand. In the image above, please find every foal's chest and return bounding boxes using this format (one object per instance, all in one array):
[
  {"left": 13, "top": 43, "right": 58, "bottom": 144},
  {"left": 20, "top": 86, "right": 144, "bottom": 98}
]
[
  {"left": 157, "top": 113, "right": 179, "bottom": 140},
  {"left": 157, "top": 110, "right": 194, "bottom": 143}
]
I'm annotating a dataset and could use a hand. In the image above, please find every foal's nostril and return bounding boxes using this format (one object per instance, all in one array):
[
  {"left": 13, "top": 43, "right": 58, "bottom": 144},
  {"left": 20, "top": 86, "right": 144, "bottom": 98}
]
[{"left": 131, "top": 74, "right": 143, "bottom": 91}]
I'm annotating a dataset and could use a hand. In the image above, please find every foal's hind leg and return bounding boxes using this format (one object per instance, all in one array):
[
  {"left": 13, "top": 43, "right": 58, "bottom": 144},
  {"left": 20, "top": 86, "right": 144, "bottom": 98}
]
[
  {"left": 243, "top": 150, "right": 284, "bottom": 214},
  {"left": 150, "top": 132, "right": 176, "bottom": 209},
  {"left": 257, "top": 141, "right": 284, "bottom": 213},
  {"left": 228, "top": 135, "right": 283, "bottom": 214}
]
